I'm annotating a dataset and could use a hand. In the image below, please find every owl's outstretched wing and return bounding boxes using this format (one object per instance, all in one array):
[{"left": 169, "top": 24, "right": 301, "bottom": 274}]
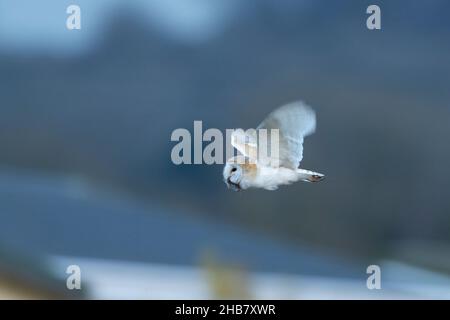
[{"left": 256, "top": 101, "right": 316, "bottom": 169}]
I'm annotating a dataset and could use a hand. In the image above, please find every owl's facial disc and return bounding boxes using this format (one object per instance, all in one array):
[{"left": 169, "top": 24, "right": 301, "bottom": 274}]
[
  {"left": 226, "top": 177, "right": 241, "bottom": 191},
  {"left": 224, "top": 164, "right": 242, "bottom": 191}
]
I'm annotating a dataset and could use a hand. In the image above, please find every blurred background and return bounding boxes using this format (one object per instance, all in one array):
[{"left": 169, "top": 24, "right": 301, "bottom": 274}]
[{"left": 0, "top": 0, "right": 449, "bottom": 299}]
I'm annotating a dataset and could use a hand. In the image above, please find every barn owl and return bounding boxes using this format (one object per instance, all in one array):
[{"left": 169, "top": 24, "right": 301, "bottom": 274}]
[{"left": 223, "top": 101, "right": 324, "bottom": 191}]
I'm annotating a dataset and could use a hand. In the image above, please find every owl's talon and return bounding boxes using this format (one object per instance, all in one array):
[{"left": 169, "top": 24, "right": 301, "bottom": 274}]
[{"left": 310, "top": 175, "right": 325, "bottom": 182}]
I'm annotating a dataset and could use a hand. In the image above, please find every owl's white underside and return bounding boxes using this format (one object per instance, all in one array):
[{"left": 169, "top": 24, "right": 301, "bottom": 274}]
[{"left": 242, "top": 166, "right": 324, "bottom": 191}]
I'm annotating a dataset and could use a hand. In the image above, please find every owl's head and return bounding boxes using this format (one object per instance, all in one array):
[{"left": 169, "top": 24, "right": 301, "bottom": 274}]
[
  {"left": 223, "top": 156, "right": 256, "bottom": 191},
  {"left": 223, "top": 162, "right": 243, "bottom": 191}
]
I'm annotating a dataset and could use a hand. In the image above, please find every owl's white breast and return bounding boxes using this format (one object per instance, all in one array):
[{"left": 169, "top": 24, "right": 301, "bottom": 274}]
[{"left": 250, "top": 166, "right": 299, "bottom": 190}]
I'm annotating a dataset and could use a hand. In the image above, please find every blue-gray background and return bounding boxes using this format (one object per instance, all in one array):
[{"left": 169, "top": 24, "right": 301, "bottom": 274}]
[{"left": 0, "top": 0, "right": 449, "bottom": 291}]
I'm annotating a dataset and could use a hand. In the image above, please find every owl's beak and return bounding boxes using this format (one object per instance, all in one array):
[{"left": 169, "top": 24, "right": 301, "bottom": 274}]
[{"left": 226, "top": 177, "right": 241, "bottom": 192}]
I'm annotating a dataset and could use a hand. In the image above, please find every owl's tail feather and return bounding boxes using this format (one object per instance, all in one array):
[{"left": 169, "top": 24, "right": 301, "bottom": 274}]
[{"left": 297, "top": 169, "right": 325, "bottom": 183}]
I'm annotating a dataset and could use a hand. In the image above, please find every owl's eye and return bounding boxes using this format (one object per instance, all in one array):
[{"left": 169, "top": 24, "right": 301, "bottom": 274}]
[{"left": 231, "top": 167, "right": 237, "bottom": 173}]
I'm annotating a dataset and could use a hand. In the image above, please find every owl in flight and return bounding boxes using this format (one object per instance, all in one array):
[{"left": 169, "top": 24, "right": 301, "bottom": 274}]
[{"left": 223, "top": 101, "right": 324, "bottom": 191}]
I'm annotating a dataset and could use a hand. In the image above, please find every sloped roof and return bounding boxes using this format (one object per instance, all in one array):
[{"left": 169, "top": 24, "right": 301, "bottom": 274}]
[{"left": 0, "top": 170, "right": 358, "bottom": 278}]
